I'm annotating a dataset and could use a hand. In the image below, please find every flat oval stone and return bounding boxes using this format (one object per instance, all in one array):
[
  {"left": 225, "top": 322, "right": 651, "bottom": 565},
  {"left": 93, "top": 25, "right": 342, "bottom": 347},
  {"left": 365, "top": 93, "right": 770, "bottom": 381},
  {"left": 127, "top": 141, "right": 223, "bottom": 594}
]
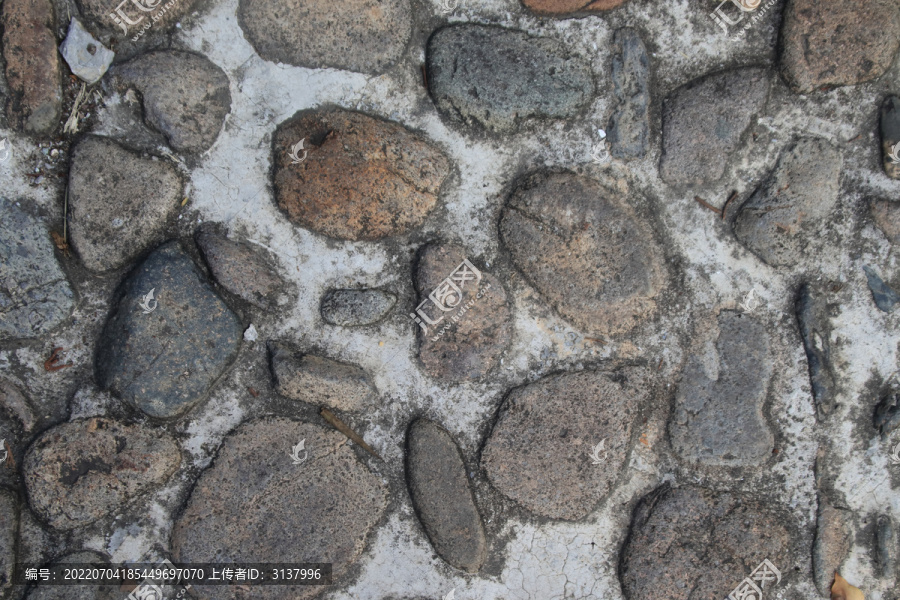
[
  {"left": 273, "top": 108, "right": 450, "bottom": 241},
  {"left": 172, "top": 418, "right": 387, "bottom": 600},
  {"left": 22, "top": 417, "right": 181, "bottom": 530},
  {"left": 500, "top": 172, "right": 667, "bottom": 337},
  {"left": 321, "top": 289, "right": 396, "bottom": 327},
  {"left": 196, "top": 225, "right": 284, "bottom": 309},
  {"left": 427, "top": 24, "right": 594, "bottom": 132},
  {"left": 522, "top": 0, "right": 629, "bottom": 16},
  {"left": 406, "top": 419, "right": 486, "bottom": 573}
]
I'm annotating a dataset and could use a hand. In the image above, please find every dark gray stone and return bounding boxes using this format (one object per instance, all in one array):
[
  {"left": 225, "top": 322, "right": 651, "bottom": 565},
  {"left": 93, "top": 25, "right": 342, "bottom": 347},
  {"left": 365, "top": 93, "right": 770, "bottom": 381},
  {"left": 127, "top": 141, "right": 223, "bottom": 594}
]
[
  {"left": 237, "top": 0, "right": 411, "bottom": 74},
  {"left": 608, "top": 28, "right": 650, "bottom": 160},
  {"left": 482, "top": 368, "right": 647, "bottom": 520},
  {"left": 196, "top": 226, "right": 283, "bottom": 309},
  {"left": 96, "top": 242, "right": 242, "bottom": 419},
  {"left": 796, "top": 283, "right": 837, "bottom": 420},
  {"left": 427, "top": 24, "right": 594, "bottom": 132},
  {"left": 321, "top": 289, "right": 396, "bottom": 327},
  {"left": 734, "top": 138, "right": 843, "bottom": 267},
  {"left": 110, "top": 51, "right": 231, "bottom": 154},
  {"left": 269, "top": 342, "right": 376, "bottom": 412},
  {"left": 68, "top": 136, "right": 183, "bottom": 272},
  {"left": 406, "top": 419, "right": 486, "bottom": 573},
  {"left": 500, "top": 172, "right": 667, "bottom": 337},
  {"left": 669, "top": 311, "right": 774, "bottom": 466},
  {"left": 620, "top": 485, "right": 792, "bottom": 600},
  {"left": 660, "top": 68, "right": 769, "bottom": 186},
  {"left": 25, "top": 552, "right": 118, "bottom": 600},
  {"left": 0, "top": 488, "right": 16, "bottom": 597},
  {"left": 172, "top": 418, "right": 387, "bottom": 600},
  {"left": 22, "top": 417, "right": 181, "bottom": 530},
  {"left": 876, "top": 515, "right": 895, "bottom": 579},
  {"left": 864, "top": 266, "right": 900, "bottom": 313},
  {"left": 874, "top": 390, "right": 900, "bottom": 437},
  {"left": 0, "top": 200, "right": 74, "bottom": 340},
  {"left": 881, "top": 96, "right": 900, "bottom": 180},
  {"left": 813, "top": 496, "right": 852, "bottom": 595}
]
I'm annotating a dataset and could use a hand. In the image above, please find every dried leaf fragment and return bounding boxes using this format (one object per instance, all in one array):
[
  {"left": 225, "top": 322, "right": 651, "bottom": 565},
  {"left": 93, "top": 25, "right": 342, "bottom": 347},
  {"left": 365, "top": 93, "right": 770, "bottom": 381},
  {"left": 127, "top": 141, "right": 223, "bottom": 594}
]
[{"left": 831, "top": 573, "right": 864, "bottom": 600}]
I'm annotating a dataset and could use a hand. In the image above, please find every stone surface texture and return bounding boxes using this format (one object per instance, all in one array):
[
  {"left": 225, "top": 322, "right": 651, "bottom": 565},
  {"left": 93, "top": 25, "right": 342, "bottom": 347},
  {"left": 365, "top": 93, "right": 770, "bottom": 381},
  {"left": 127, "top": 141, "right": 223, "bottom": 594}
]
[
  {"left": 77, "top": 0, "right": 204, "bottom": 46},
  {"left": 273, "top": 108, "right": 449, "bottom": 241},
  {"left": 406, "top": 419, "right": 486, "bottom": 573},
  {"left": 608, "top": 28, "right": 650, "bottom": 160},
  {"left": 320, "top": 289, "right": 396, "bottom": 327},
  {"left": 0, "top": 489, "right": 16, "bottom": 597},
  {"left": 522, "top": 0, "right": 628, "bottom": 15},
  {"left": 67, "top": 136, "right": 183, "bottom": 272},
  {"left": 172, "top": 418, "right": 387, "bottom": 600},
  {"left": 482, "top": 368, "right": 647, "bottom": 520},
  {"left": 660, "top": 68, "right": 769, "bottom": 186},
  {"left": 196, "top": 225, "right": 284, "bottom": 308},
  {"left": 96, "top": 242, "right": 242, "bottom": 418},
  {"left": 22, "top": 417, "right": 180, "bottom": 530},
  {"left": 871, "top": 199, "right": 900, "bottom": 245},
  {"left": 881, "top": 96, "right": 900, "bottom": 180},
  {"left": 500, "top": 172, "right": 666, "bottom": 337},
  {"left": 813, "top": 496, "right": 852, "bottom": 595},
  {"left": 796, "top": 283, "right": 837, "bottom": 420},
  {"left": 427, "top": 24, "right": 594, "bottom": 132}
]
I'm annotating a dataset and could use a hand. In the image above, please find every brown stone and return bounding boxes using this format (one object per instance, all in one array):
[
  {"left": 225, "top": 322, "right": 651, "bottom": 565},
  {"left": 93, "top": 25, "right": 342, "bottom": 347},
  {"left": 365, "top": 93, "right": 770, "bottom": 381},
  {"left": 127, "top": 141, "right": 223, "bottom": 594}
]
[
  {"left": 522, "top": 0, "right": 627, "bottom": 15},
  {"left": 781, "top": 0, "right": 900, "bottom": 93},
  {"left": 871, "top": 200, "right": 900, "bottom": 245},
  {"left": 813, "top": 496, "right": 852, "bottom": 595},
  {"left": 273, "top": 108, "right": 450, "bottom": 241},
  {"left": 1, "top": 0, "right": 61, "bottom": 135},
  {"left": 196, "top": 226, "right": 284, "bottom": 308}
]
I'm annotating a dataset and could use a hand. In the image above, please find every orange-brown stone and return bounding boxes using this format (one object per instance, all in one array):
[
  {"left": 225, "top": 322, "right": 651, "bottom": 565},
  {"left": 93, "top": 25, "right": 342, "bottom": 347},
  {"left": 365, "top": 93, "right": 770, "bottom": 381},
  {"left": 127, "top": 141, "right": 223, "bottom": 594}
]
[{"left": 521, "top": 0, "right": 628, "bottom": 15}]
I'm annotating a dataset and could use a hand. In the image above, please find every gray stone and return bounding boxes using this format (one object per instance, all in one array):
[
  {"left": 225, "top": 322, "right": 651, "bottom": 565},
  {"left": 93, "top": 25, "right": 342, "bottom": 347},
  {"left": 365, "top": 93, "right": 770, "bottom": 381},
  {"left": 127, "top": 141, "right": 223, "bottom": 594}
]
[
  {"left": 110, "top": 51, "right": 231, "bottom": 154},
  {"left": 0, "top": 379, "right": 35, "bottom": 433},
  {"left": 68, "top": 136, "right": 182, "bottom": 272},
  {"left": 415, "top": 243, "right": 512, "bottom": 382},
  {"left": 0, "top": 488, "right": 17, "bottom": 598},
  {"left": 0, "top": 200, "right": 74, "bottom": 340},
  {"left": 660, "top": 68, "right": 769, "bottom": 186},
  {"left": 22, "top": 417, "right": 181, "bottom": 530},
  {"left": 96, "top": 242, "right": 242, "bottom": 419},
  {"left": 59, "top": 18, "right": 114, "bottom": 84},
  {"left": 871, "top": 199, "right": 900, "bottom": 244},
  {"left": 781, "top": 0, "right": 900, "bottom": 93},
  {"left": 500, "top": 172, "right": 667, "bottom": 337},
  {"left": 321, "top": 289, "right": 396, "bottom": 327},
  {"left": 876, "top": 515, "right": 895, "bottom": 579},
  {"left": 863, "top": 266, "right": 900, "bottom": 313},
  {"left": 172, "top": 418, "right": 387, "bottom": 600},
  {"left": 406, "top": 419, "right": 486, "bottom": 573},
  {"left": 669, "top": 311, "right": 774, "bottom": 466},
  {"left": 813, "top": 496, "right": 852, "bottom": 595},
  {"left": 734, "top": 138, "right": 843, "bottom": 267},
  {"left": 796, "top": 283, "right": 837, "bottom": 420},
  {"left": 237, "top": 0, "right": 411, "bottom": 74},
  {"left": 196, "top": 226, "right": 283, "bottom": 309},
  {"left": 881, "top": 97, "right": 900, "bottom": 180},
  {"left": 427, "top": 24, "right": 594, "bottom": 132},
  {"left": 608, "top": 28, "right": 650, "bottom": 160},
  {"left": 482, "top": 368, "right": 646, "bottom": 520},
  {"left": 620, "top": 485, "right": 793, "bottom": 600},
  {"left": 269, "top": 342, "right": 376, "bottom": 412},
  {"left": 25, "top": 552, "right": 118, "bottom": 600},
  {"left": 874, "top": 390, "right": 900, "bottom": 437}
]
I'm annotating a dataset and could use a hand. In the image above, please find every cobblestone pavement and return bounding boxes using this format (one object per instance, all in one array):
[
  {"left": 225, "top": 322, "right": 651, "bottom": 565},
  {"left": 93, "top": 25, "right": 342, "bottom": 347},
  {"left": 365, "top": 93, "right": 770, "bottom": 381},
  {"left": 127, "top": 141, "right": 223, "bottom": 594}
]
[{"left": 0, "top": 0, "right": 899, "bottom": 599}]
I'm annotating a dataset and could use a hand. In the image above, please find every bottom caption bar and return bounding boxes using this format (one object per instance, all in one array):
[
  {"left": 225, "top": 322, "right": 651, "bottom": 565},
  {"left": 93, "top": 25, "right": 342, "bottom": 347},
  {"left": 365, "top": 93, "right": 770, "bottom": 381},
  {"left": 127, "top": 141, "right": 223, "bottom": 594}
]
[{"left": 14, "top": 563, "right": 333, "bottom": 586}]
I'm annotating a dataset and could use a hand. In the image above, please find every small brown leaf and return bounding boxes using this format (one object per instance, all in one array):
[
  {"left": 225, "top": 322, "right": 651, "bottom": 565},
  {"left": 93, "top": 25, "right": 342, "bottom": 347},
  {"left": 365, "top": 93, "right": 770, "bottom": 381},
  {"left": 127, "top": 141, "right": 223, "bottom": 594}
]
[
  {"left": 50, "top": 231, "right": 70, "bottom": 256},
  {"left": 4, "top": 441, "right": 14, "bottom": 469},
  {"left": 831, "top": 573, "right": 864, "bottom": 600}
]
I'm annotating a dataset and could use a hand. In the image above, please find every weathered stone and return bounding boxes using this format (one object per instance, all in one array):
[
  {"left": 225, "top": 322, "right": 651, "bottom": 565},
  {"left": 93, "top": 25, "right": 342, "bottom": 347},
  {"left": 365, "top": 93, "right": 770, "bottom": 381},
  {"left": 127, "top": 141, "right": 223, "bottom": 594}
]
[
  {"left": 238, "top": 0, "right": 410, "bottom": 74},
  {"left": 0, "top": 488, "right": 16, "bottom": 597},
  {"left": 881, "top": 97, "right": 900, "bottom": 180},
  {"left": 874, "top": 389, "right": 900, "bottom": 437},
  {"left": 813, "top": 496, "right": 852, "bottom": 595},
  {"left": 522, "top": 0, "right": 628, "bottom": 15},
  {"left": 863, "top": 266, "right": 900, "bottom": 313},
  {"left": 68, "top": 136, "right": 182, "bottom": 272},
  {"left": 1, "top": 0, "right": 61, "bottom": 134},
  {"left": 25, "top": 552, "right": 118, "bottom": 600},
  {"left": 670, "top": 311, "right": 774, "bottom": 466},
  {"left": 796, "top": 283, "right": 837, "bottom": 420},
  {"left": 620, "top": 485, "right": 792, "bottom": 600},
  {"left": 0, "top": 200, "right": 74, "bottom": 340},
  {"left": 196, "top": 225, "right": 283, "bottom": 309},
  {"left": 22, "top": 417, "right": 181, "bottom": 530},
  {"left": 608, "top": 28, "right": 650, "bottom": 160},
  {"left": 482, "top": 368, "right": 646, "bottom": 520},
  {"left": 500, "top": 172, "right": 666, "bottom": 337},
  {"left": 734, "top": 138, "right": 843, "bottom": 267},
  {"left": 781, "top": 0, "right": 900, "bottom": 93},
  {"left": 321, "top": 289, "right": 396, "bottom": 327},
  {"left": 59, "top": 18, "right": 114, "bottom": 85},
  {"left": 110, "top": 51, "right": 231, "bottom": 154},
  {"left": 660, "top": 68, "right": 769, "bottom": 186},
  {"left": 172, "top": 418, "right": 387, "bottom": 600},
  {"left": 269, "top": 342, "right": 376, "bottom": 412},
  {"left": 427, "top": 24, "right": 594, "bottom": 132},
  {"left": 415, "top": 243, "right": 512, "bottom": 382},
  {"left": 273, "top": 108, "right": 449, "bottom": 241},
  {"left": 406, "top": 419, "right": 486, "bottom": 573},
  {"left": 871, "top": 199, "right": 900, "bottom": 244},
  {"left": 96, "top": 242, "right": 242, "bottom": 419},
  {"left": 0, "top": 379, "right": 35, "bottom": 433},
  {"left": 76, "top": 0, "right": 204, "bottom": 48},
  {"left": 876, "top": 515, "right": 895, "bottom": 579}
]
